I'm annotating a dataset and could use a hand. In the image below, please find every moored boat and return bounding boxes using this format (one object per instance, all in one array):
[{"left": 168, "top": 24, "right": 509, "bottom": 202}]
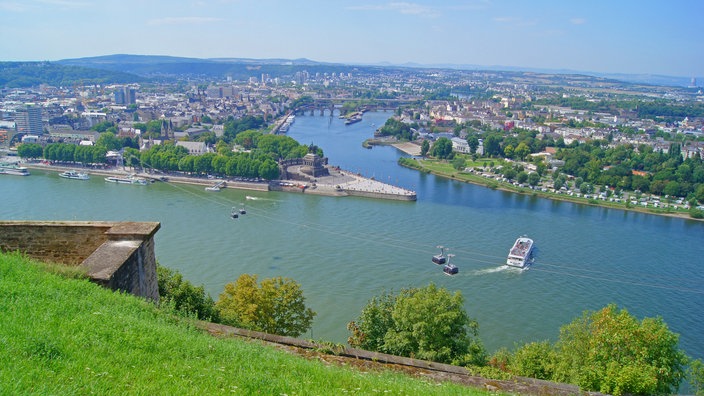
[
  {"left": 105, "top": 175, "right": 148, "bottom": 185},
  {"left": 506, "top": 236, "right": 534, "bottom": 268},
  {"left": 0, "top": 162, "right": 30, "bottom": 176},
  {"left": 59, "top": 170, "right": 90, "bottom": 180}
]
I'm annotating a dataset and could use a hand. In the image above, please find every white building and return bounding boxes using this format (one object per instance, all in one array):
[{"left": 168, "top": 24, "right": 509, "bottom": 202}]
[{"left": 176, "top": 141, "right": 209, "bottom": 155}]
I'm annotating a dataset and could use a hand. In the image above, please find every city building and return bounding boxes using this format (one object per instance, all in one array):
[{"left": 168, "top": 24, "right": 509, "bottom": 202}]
[
  {"left": 114, "top": 87, "right": 136, "bottom": 105},
  {"left": 14, "top": 105, "right": 43, "bottom": 135}
]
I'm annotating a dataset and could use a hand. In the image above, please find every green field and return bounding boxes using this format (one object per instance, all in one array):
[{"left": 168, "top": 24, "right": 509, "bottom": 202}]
[{"left": 0, "top": 252, "right": 488, "bottom": 395}]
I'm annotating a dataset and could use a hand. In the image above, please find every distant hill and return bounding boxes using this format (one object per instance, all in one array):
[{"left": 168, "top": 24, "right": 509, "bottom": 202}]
[
  {"left": 55, "top": 54, "right": 365, "bottom": 82},
  {"left": 0, "top": 61, "right": 144, "bottom": 88}
]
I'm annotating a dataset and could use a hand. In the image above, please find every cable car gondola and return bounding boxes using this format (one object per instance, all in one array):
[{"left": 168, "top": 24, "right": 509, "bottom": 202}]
[
  {"left": 443, "top": 254, "right": 458, "bottom": 275},
  {"left": 432, "top": 245, "right": 447, "bottom": 265}
]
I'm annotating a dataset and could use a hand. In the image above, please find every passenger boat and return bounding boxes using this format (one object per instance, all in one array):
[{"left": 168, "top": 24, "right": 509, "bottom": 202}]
[
  {"left": 0, "top": 163, "right": 30, "bottom": 176},
  {"left": 104, "top": 175, "right": 148, "bottom": 185},
  {"left": 506, "top": 236, "right": 534, "bottom": 268},
  {"left": 432, "top": 245, "right": 447, "bottom": 264},
  {"left": 59, "top": 170, "right": 90, "bottom": 180}
]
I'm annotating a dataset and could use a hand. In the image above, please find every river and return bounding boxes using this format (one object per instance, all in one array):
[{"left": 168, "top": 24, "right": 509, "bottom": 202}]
[{"left": 2, "top": 110, "right": 703, "bottom": 363}]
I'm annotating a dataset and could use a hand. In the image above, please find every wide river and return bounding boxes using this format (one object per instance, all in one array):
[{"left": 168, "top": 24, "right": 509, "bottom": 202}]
[{"left": 2, "top": 111, "right": 703, "bottom": 362}]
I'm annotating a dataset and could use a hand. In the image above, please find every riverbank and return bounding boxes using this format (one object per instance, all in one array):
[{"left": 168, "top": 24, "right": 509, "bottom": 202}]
[
  {"left": 398, "top": 157, "right": 703, "bottom": 222},
  {"left": 19, "top": 161, "right": 416, "bottom": 201}
]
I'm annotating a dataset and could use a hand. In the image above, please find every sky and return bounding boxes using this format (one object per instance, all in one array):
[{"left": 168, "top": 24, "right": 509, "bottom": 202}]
[{"left": 1, "top": 0, "right": 702, "bottom": 78}]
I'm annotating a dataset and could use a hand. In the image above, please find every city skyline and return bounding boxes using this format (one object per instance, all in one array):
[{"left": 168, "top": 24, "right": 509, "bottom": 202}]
[{"left": 1, "top": 0, "right": 702, "bottom": 78}]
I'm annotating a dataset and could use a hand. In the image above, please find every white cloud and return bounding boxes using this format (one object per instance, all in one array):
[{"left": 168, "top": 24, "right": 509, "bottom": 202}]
[
  {"left": 347, "top": 2, "right": 441, "bottom": 18},
  {"left": 570, "top": 18, "right": 587, "bottom": 25},
  {"left": 148, "top": 16, "right": 224, "bottom": 26}
]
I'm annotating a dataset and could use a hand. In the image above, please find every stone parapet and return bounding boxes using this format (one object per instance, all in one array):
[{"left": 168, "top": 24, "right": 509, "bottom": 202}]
[{"left": 0, "top": 221, "right": 160, "bottom": 301}]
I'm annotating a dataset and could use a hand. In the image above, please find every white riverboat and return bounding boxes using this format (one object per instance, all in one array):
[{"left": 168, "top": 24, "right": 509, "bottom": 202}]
[
  {"left": 105, "top": 175, "right": 148, "bottom": 185},
  {"left": 0, "top": 163, "right": 30, "bottom": 176},
  {"left": 59, "top": 170, "right": 90, "bottom": 180},
  {"left": 506, "top": 236, "right": 534, "bottom": 268}
]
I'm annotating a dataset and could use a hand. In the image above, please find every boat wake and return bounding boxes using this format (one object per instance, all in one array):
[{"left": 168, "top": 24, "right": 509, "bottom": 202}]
[{"left": 469, "top": 265, "right": 524, "bottom": 276}]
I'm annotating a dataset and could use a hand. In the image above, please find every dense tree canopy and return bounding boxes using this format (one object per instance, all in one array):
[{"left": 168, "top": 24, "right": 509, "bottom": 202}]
[
  {"left": 430, "top": 137, "right": 453, "bottom": 159},
  {"left": 156, "top": 264, "right": 218, "bottom": 321},
  {"left": 215, "top": 274, "right": 316, "bottom": 337},
  {"left": 347, "top": 283, "right": 486, "bottom": 366},
  {"left": 376, "top": 118, "right": 415, "bottom": 141},
  {"left": 498, "top": 304, "right": 689, "bottom": 396}
]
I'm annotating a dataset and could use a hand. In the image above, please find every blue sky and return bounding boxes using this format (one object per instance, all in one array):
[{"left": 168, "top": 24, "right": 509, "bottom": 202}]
[{"left": 1, "top": 0, "right": 702, "bottom": 77}]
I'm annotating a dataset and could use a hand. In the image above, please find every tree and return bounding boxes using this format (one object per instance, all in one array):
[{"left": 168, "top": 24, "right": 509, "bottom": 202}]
[
  {"left": 157, "top": 264, "right": 218, "bottom": 321},
  {"left": 528, "top": 172, "right": 541, "bottom": 187},
  {"left": 466, "top": 135, "right": 479, "bottom": 154},
  {"left": 483, "top": 134, "right": 503, "bottom": 157},
  {"left": 689, "top": 359, "right": 704, "bottom": 396},
  {"left": 348, "top": 283, "right": 486, "bottom": 366},
  {"left": 503, "top": 144, "right": 515, "bottom": 159},
  {"left": 17, "top": 143, "right": 43, "bottom": 159},
  {"left": 515, "top": 142, "right": 531, "bottom": 160},
  {"left": 420, "top": 140, "right": 430, "bottom": 157},
  {"left": 96, "top": 132, "right": 122, "bottom": 151},
  {"left": 430, "top": 137, "right": 453, "bottom": 159},
  {"left": 451, "top": 155, "right": 466, "bottom": 171},
  {"left": 553, "top": 304, "right": 688, "bottom": 395},
  {"left": 215, "top": 274, "right": 316, "bottom": 337}
]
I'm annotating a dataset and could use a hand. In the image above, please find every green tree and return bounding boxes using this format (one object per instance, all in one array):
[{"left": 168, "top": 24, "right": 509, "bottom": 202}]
[
  {"left": 157, "top": 264, "right": 218, "bottom": 321},
  {"left": 466, "top": 135, "right": 479, "bottom": 154},
  {"left": 420, "top": 140, "right": 430, "bottom": 157},
  {"left": 528, "top": 172, "right": 541, "bottom": 186},
  {"left": 430, "top": 137, "right": 453, "bottom": 159},
  {"left": 483, "top": 134, "right": 503, "bottom": 157},
  {"left": 514, "top": 142, "right": 531, "bottom": 160},
  {"left": 689, "top": 359, "right": 704, "bottom": 396},
  {"left": 516, "top": 171, "right": 528, "bottom": 184},
  {"left": 17, "top": 143, "right": 43, "bottom": 159},
  {"left": 96, "top": 132, "right": 122, "bottom": 151},
  {"left": 215, "top": 274, "right": 316, "bottom": 337},
  {"left": 503, "top": 144, "right": 515, "bottom": 159},
  {"left": 509, "top": 341, "right": 557, "bottom": 379},
  {"left": 348, "top": 284, "right": 486, "bottom": 366},
  {"left": 553, "top": 304, "right": 688, "bottom": 395},
  {"left": 451, "top": 155, "right": 466, "bottom": 171}
]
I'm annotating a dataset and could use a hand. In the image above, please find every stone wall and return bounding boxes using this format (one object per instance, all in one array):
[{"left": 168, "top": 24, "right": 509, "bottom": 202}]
[{"left": 0, "top": 221, "right": 160, "bottom": 301}]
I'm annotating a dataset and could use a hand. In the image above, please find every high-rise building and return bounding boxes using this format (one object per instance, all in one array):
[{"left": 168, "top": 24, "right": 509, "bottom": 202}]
[
  {"left": 125, "top": 87, "right": 136, "bottom": 104},
  {"left": 14, "top": 106, "right": 43, "bottom": 135},
  {"left": 114, "top": 89, "right": 126, "bottom": 104},
  {"left": 115, "top": 87, "right": 136, "bottom": 104}
]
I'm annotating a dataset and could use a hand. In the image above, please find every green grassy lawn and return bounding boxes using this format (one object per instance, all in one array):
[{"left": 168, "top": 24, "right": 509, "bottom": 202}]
[{"left": 0, "top": 252, "right": 487, "bottom": 395}]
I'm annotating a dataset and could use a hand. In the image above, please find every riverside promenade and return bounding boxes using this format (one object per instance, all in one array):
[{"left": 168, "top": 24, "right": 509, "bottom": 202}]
[{"left": 21, "top": 161, "right": 415, "bottom": 201}]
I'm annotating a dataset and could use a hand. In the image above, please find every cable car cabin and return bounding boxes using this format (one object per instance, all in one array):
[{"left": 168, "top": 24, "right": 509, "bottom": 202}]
[
  {"left": 432, "top": 254, "right": 446, "bottom": 265},
  {"left": 231, "top": 207, "right": 239, "bottom": 219},
  {"left": 443, "top": 264, "right": 458, "bottom": 275},
  {"left": 432, "top": 245, "right": 446, "bottom": 264}
]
